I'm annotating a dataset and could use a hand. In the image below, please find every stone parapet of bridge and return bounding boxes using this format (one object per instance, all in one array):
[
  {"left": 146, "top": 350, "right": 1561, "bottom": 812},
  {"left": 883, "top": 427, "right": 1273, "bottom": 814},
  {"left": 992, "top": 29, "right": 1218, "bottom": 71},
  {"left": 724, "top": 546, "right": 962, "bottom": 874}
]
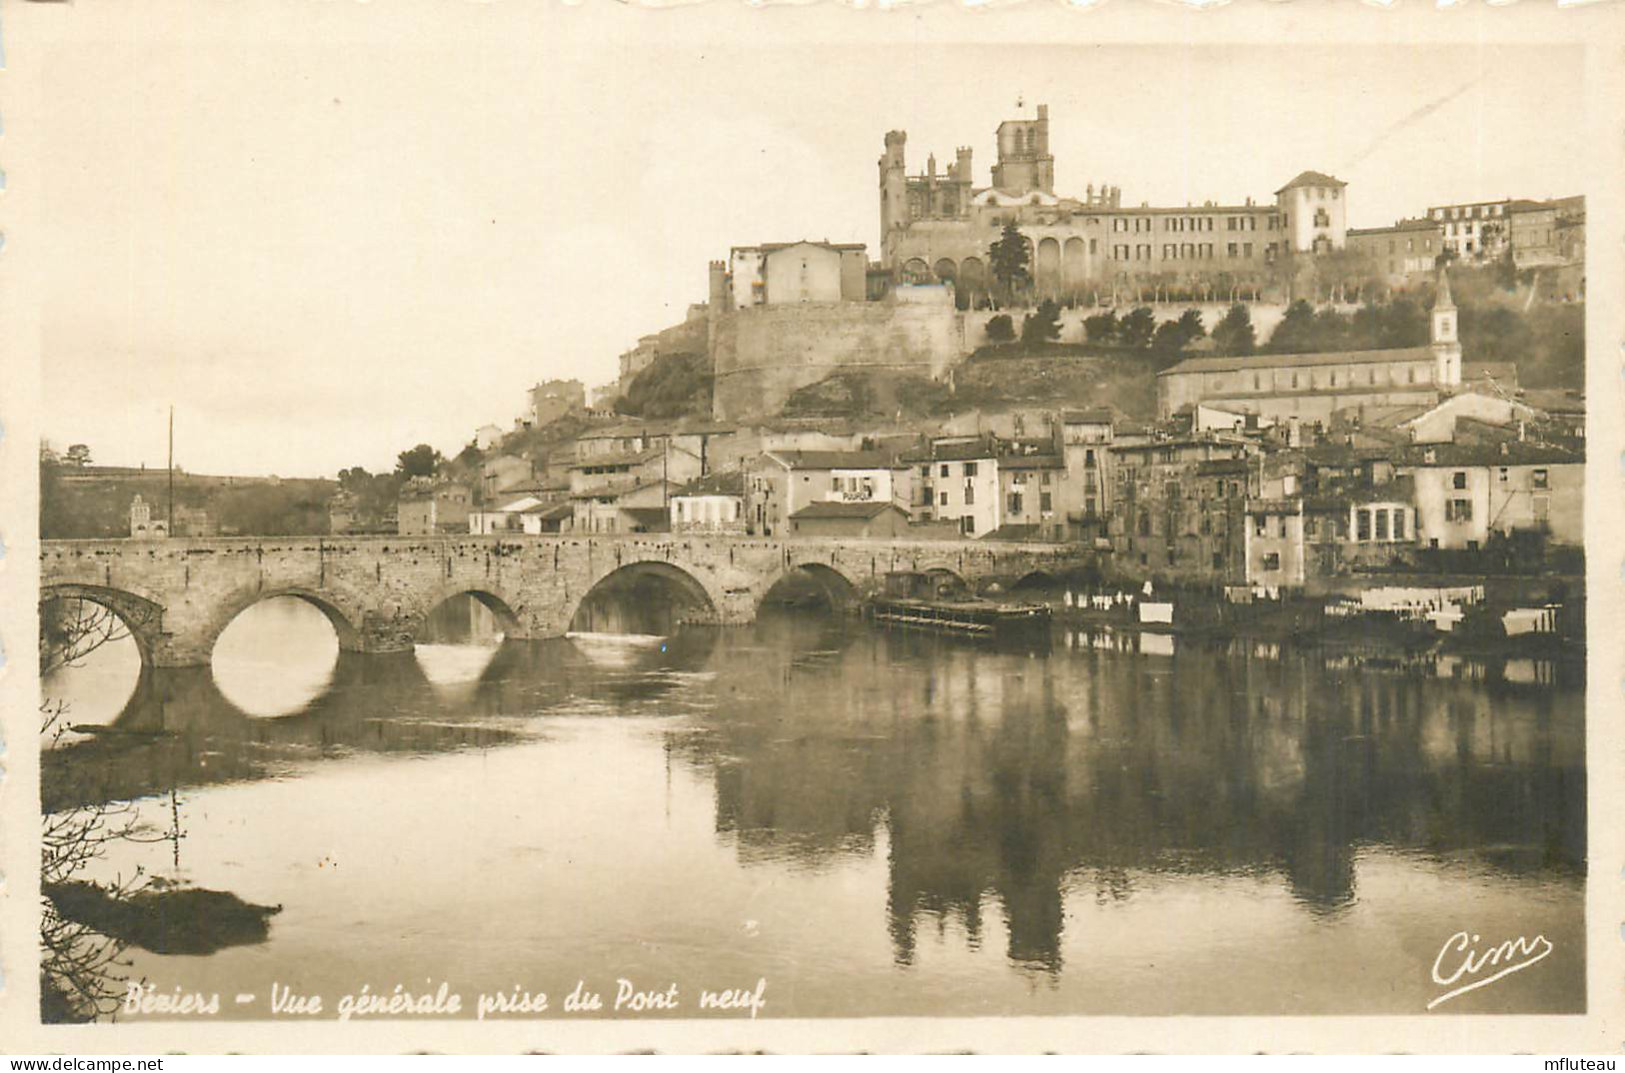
[{"left": 40, "top": 534, "right": 1093, "bottom": 667}]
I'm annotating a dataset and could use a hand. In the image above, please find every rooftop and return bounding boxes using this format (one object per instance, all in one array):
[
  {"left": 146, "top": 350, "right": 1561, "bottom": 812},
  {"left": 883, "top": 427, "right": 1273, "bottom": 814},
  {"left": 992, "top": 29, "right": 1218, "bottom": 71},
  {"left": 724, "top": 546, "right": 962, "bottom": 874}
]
[
  {"left": 763, "top": 448, "right": 901, "bottom": 470},
  {"left": 1275, "top": 170, "right": 1347, "bottom": 194},
  {"left": 1159, "top": 346, "right": 1436, "bottom": 377},
  {"left": 789, "top": 501, "right": 904, "bottom": 521},
  {"left": 673, "top": 470, "right": 746, "bottom": 498},
  {"left": 1347, "top": 217, "right": 1441, "bottom": 236}
]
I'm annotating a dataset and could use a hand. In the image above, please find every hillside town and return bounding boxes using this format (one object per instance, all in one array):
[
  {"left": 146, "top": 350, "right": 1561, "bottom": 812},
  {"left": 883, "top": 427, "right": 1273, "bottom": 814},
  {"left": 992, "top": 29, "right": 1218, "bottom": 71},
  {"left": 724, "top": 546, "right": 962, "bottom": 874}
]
[{"left": 60, "top": 104, "right": 1584, "bottom": 616}]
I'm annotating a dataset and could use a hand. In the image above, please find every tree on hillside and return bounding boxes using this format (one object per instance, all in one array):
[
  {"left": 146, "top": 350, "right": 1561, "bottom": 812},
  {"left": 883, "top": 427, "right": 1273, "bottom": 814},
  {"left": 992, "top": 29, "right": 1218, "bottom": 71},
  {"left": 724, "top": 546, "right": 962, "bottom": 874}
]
[
  {"left": 1265, "top": 300, "right": 1318, "bottom": 353},
  {"left": 1119, "top": 307, "right": 1157, "bottom": 349},
  {"left": 987, "top": 223, "right": 1032, "bottom": 307},
  {"left": 1083, "top": 309, "right": 1119, "bottom": 344},
  {"left": 454, "top": 441, "right": 484, "bottom": 471},
  {"left": 1211, "top": 303, "right": 1256, "bottom": 357},
  {"left": 1150, "top": 320, "right": 1186, "bottom": 357},
  {"left": 985, "top": 314, "right": 1016, "bottom": 344},
  {"left": 1176, "top": 308, "right": 1207, "bottom": 344},
  {"left": 395, "top": 444, "right": 444, "bottom": 479},
  {"left": 65, "top": 444, "right": 92, "bottom": 467},
  {"left": 1150, "top": 308, "right": 1207, "bottom": 360},
  {"left": 615, "top": 351, "right": 713, "bottom": 420},
  {"left": 1020, "top": 299, "right": 1063, "bottom": 345}
]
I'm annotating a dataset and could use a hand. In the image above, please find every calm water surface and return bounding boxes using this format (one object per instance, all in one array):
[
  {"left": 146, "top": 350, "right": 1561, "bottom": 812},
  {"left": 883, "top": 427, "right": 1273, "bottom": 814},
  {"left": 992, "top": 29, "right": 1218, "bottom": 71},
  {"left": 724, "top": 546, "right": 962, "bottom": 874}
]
[{"left": 44, "top": 596, "right": 1585, "bottom": 1018}]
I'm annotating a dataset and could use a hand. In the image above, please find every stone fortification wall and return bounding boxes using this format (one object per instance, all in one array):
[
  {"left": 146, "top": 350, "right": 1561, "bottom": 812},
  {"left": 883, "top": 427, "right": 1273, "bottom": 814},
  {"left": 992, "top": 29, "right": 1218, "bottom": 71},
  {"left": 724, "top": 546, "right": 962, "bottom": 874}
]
[
  {"left": 708, "top": 295, "right": 1309, "bottom": 422},
  {"left": 711, "top": 293, "right": 967, "bottom": 421}
]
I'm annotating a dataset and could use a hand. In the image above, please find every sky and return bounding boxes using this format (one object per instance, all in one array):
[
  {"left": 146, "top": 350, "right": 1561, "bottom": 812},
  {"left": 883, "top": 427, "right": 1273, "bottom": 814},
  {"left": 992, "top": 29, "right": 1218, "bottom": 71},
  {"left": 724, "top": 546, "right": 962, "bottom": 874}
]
[{"left": 26, "top": 4, "right": 1590, "bottom": 477}]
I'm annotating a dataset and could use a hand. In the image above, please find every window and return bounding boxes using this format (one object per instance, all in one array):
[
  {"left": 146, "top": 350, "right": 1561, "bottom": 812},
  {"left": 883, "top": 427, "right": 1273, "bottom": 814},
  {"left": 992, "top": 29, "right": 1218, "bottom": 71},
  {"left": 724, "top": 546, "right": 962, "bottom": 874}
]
[
  {"left": 1375, "top": 511, "right": 1389, "bottom": 541},
  {"left": 964, "top": 462, "right": 978, "bottom": 477},
  {"left": 1262, "top": 553, "right": 1281, "bottom": 571},
  {"left": 1532, "top": 468, "right": 1549, "bottom": 489},
  {"left": 1356, "top": 510, "right": 1371, "bottom": 541},
  {"left": 1008, "top": 492, "right": 1023, "bottom": 514},
  {"left": 1452, "top": 471, "right": 1467, "bottom": 490},
  {"left": 1254, "top": 516, "right": 1267, "bottom": 537},
  {"left": 1394, "top": 511, "right": 1406, "bottom": 540},
  {"left": 1498, "top": 467, "right": 1508, "bottom": 483},
  {"left": 938, "top": 491, "right": 948, "bottom": 507},
  {"left": 964, "top": 484, "right": 975, "bottom": 505},
  {"left": 940, "top": 464, "right": 949, "bottom": 478},
  {"left": 1447, "top": 498, "right": 1473, "bottom": 522},
  {"left": 1228, "top": 242, "right": 1239, "bottom": 258},
  {"left": 1040, "top": 492, "right": 1052, "bottom": 513}
]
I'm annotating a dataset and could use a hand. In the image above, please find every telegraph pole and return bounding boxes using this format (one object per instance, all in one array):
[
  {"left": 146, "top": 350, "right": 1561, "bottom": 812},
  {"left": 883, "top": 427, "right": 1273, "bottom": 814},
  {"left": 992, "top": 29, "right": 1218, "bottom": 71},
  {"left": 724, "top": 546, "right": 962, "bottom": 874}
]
[{"left": 167, "top": 406, "right": 175, "bottom": 535}]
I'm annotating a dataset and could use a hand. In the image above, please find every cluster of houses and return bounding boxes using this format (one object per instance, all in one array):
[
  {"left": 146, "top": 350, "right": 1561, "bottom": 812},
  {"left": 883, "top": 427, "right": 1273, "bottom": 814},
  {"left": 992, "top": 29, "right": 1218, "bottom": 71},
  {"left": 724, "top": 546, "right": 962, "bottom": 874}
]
[{"left": 361, "top": 270, "right": 1582, "bottom": 595}]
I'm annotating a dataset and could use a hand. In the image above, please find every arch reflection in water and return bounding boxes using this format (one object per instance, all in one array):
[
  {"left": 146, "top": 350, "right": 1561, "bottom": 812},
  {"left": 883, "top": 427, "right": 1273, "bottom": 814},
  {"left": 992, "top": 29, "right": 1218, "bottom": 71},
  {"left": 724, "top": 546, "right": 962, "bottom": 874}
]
[
  {"left": 211, "top": 596, "right": 340, "bottom": 717},
  {"left": 40, "top": 597, "right": 145, "bottom": 741},
  {"left": 415, "top": 593, "right": 508, "bottom": 701}
]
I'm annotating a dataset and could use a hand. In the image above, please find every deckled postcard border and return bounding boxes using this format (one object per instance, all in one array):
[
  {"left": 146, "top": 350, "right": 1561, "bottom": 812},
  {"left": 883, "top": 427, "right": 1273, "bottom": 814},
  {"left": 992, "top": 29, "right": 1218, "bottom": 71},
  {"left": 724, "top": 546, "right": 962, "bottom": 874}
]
[{"left": 0, "top": 0, "right": 1620, "bottom": 1053}]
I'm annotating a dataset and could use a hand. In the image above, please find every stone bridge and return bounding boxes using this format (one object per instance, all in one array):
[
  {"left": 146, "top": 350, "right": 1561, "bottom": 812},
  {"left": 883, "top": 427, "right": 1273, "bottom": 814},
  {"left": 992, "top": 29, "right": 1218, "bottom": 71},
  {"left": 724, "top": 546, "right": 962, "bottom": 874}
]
[{"left": 41, "top": 535, "right": 1094, "bottom": 667}]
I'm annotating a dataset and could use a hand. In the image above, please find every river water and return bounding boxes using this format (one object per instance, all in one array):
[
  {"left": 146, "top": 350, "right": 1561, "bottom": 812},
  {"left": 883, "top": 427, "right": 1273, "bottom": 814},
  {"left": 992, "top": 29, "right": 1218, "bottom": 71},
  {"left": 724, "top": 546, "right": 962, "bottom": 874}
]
[{"left": 43, "top": 596, "right": 1585, "bottom": 1019}]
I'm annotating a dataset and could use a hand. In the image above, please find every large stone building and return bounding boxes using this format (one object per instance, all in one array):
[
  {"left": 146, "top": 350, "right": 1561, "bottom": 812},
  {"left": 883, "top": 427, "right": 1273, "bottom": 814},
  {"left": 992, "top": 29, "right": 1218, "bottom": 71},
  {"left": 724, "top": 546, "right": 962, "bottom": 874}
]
[
  {"left": 1156, "top": 271, "right": 1463, "bottom": 421},
  {"left": 1426, "top": 199, "right": 1513, "bottom": 263},
  {"left": 726, "top": 241, "right": 868, "bottom": 308},
  {"left": 1345, "top": 218, "right": 1445, "bottom": 284},
  {"left": 530, "top": 379, "right": 585, "bottom": 428},
  {"left": 878, "top": 104, "right": 1345, "bottom": 303}
]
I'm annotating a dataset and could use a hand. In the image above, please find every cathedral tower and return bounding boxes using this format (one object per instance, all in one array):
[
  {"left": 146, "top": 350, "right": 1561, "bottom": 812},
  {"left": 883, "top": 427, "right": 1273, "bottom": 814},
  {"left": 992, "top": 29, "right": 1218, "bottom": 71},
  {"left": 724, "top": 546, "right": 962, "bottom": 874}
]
[{"left": 879, "top": 130, "right": 908, "bottom": 245}]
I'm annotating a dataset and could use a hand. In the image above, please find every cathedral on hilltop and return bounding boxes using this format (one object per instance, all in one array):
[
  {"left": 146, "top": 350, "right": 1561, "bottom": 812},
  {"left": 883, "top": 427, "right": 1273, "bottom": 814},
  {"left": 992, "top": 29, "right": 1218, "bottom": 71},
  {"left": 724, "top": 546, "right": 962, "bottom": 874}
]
[{"left": 880, "top": 104, "right": 1348, "bottom": 303}]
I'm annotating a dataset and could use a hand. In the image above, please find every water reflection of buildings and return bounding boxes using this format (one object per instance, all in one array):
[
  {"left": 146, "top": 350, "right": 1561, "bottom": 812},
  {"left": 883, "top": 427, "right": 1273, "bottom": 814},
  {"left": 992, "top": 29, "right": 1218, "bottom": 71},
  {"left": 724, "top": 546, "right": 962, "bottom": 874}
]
[
  {"left": 43, "top": 606, "right": 1583, "bottom": 983},
  {"left": 671, "top": 626, "right": 1585, "bottom": 974}
]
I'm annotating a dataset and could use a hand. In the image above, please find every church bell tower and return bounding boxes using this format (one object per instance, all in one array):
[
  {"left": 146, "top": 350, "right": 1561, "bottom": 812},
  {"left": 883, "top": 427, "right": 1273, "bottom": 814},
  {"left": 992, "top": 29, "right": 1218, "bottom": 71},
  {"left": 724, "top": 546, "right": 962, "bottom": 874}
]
[{"left": 1430, "top": 268, "right": 1461, "bottom": 388}]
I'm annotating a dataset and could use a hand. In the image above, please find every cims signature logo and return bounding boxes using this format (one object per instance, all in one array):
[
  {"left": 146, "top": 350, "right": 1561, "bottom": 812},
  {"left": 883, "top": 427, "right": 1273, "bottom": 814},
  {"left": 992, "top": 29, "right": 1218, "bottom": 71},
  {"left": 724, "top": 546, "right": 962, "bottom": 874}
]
[{"left": 1428, "top": 930, "right": 1553, "bottom": 1010}]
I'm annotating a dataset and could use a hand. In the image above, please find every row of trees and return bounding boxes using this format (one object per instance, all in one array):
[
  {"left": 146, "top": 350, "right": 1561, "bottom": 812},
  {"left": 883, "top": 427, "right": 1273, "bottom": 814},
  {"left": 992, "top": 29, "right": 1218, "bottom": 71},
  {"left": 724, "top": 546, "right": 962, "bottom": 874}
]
[{"left": 983, "top": 299, "right": 1256, "bottom": 359}]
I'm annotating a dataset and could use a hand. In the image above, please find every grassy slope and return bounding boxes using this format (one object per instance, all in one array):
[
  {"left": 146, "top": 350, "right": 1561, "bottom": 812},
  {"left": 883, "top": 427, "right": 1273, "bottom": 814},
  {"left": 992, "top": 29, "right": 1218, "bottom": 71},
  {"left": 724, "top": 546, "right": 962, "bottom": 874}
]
[{"left": 780, "top": 345, "right": 1160, "bottom": 422}]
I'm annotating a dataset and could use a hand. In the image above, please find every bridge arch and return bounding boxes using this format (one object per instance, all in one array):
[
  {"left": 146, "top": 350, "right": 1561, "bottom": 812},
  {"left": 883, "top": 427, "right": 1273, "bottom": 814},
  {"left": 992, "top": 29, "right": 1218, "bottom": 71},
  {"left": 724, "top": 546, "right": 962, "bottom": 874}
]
[
  {"left": 569, "top": 559, "right": 719, "bottom": 635},
  {"left": 41, "top": 583, "right": 166, "bottom": 668},
  {"left": 759, "top": 561, "right": 861, "bottom": 611},
  {"left": 1012, "top": 569, "right": 1060, "bottom": 591},
  {"left": 205, "top": 585, "right": 365, "bottom": 661},
  {"left": 420, "top": 584, "right": 524, "bottom": 639}
]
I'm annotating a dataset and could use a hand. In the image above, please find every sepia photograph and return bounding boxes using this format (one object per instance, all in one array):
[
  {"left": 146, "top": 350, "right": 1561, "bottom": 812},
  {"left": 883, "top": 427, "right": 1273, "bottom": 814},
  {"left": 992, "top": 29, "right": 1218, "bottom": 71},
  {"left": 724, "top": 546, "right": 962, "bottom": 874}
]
[{"left": 6, "top": 0, "right": 1621, "bottom": 1055}]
